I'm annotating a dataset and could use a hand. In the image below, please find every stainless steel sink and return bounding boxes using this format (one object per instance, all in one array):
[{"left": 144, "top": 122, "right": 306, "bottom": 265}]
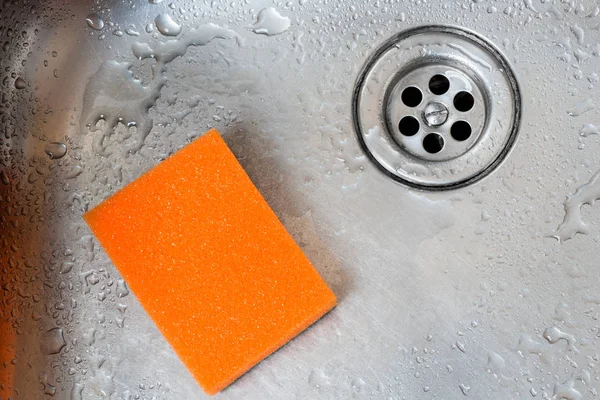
[{"left": 2, "top": 0, "right": 600, "bottom": 399}]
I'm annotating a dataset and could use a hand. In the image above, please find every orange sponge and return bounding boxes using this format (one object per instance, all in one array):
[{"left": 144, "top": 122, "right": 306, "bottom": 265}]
[{"left": 84, "top": 129, "right": 336, "bottom": 395}]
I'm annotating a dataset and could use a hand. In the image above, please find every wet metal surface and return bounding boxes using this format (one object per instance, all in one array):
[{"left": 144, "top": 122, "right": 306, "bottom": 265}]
[{"left": 2, "top": 0, "right": 600, "bottom": 399}]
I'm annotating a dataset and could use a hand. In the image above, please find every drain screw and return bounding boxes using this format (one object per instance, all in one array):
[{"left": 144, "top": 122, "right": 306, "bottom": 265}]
[{"left": 423, "top": 102, "right": 449, "bottom": 127}]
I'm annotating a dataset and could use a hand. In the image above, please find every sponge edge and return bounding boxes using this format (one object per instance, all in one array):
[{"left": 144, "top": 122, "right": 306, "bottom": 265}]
[{"left": 83, "top": 129, "right": 337, "bottom": 395}]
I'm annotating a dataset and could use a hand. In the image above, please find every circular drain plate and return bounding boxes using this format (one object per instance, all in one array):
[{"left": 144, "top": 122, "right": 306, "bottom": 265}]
[{"left": 352, "top": 25, "right": 521, "bottom": 190}]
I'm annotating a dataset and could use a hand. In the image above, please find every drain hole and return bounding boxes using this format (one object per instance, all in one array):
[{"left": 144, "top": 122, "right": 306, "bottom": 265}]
[
  {"left": 451, "top": 121, "right": 472, "bottom": 141},
  {"left": 401, "top": 87, "right": 423, "bottom": 107},
  {"left": 423, "top": 133, "right": 444, "bottom": 154},
  {"left": 429, "top": 75, "right": 450, "bottom": 95},
  {"left": 454, "top": 91, "right": 474, "bottom": 112},
  {"left": 399, "top": 116, "right": 420, "bottom": 136}
]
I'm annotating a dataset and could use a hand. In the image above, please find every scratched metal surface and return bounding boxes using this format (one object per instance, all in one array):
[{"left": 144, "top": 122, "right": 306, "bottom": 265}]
[{"left": 2, "top": 0, "right": 600, "bottom": 399}]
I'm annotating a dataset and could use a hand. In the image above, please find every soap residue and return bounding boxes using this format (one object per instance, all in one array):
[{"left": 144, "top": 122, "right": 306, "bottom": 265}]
[
  {"left": 250, "top": 7, "right": 291, "bottom": 36},
  {"left": 80, "top": 23, "right": 237, "bottom": 154},
  {"left": 131, "top": 23, "right": 236, "bottom": 69},
  {"left": 80, "top": 61, "right": 161, "bottom": 154}
]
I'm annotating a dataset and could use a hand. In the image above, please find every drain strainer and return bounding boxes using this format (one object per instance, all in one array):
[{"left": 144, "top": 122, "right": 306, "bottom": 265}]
[{"left": 352, "top": 25, "right": 521, "bottom": 190}]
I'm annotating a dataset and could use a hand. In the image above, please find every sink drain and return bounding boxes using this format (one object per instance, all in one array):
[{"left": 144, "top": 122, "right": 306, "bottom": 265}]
[{"left": 352, "top": 25, "right": 521, "bottom": 190}]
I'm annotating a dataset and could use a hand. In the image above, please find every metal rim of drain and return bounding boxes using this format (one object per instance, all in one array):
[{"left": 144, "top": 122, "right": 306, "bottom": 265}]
[{"left": 352, "top": 25, "right": 522, "bottom": 190}]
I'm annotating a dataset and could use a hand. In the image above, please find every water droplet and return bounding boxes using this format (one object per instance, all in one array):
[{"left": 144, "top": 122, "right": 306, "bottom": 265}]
[
  {"left": 43, "top": 383, "right": 56, "bottom": 396},
  {"left": 459, "top": 383, "right": 471, "bottom": 395},
  {"left": 44, "top": 142, "right": 67, "bottom": 159},
  {"left": 65, "top": 165, "right": 83, "bottom": 179},
  {"left": 116, "top": 279, "right": 129, "bottom": 297},
  {"left": 567, "top": 98, "right": 594, "bottom": 117},
  {"left": 554, "top": 379, "right": 581, "bottom": 400},
  {"left": 41, "top": 327, "right": 66, "bottom": 355},
  {"left": 125, "top": 27, "right": 140, "bottom": 36},
  {"left": 85, "top": 13, "right": 105, "bottom": 30},
  {"left": 553, "top": 169, "right": 600, "bottom": 241},
  {"left": 571, "top": 25, "right": 585, "bottom": 45},
  {"left": 14, "top": 77, "right": 26, "bottom": 89},
  {"left": 523, "top": 0, "right": 537, "bottom": 11},
  {"left": 40, "top": 372, "right": 57, "bottom": 396},
  {"left": 250, "top": 7, "right": 291, "bottom": 36},
  {"left": 86, "top": 272, "right": 100, "bottom": 285},
  {"left": 543, "top": 326, "right": 577, "bottom": 351},
  {"left": 70, "top": 381, "right": 84, "bottom": 400},
  {"left": 155, "top": 14, "right": 181, "bottom": 36},
  {"left": 145, "top": 23, "right": 154, "bottom": 33},
  {"left": 1, "top": 170, "right": 9, "bottom": 185},
  {"left": 580, "top": 123, "right": 599, "bottom": 137},
  {"left": 149, "top": 0, "right": 163, "bottom": 3},
  {"left": 574, "top": 48, "right": 591, "bottom": 63},
  {"left": 60, "top": 261, "right": 75, "bottom": 274}
]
